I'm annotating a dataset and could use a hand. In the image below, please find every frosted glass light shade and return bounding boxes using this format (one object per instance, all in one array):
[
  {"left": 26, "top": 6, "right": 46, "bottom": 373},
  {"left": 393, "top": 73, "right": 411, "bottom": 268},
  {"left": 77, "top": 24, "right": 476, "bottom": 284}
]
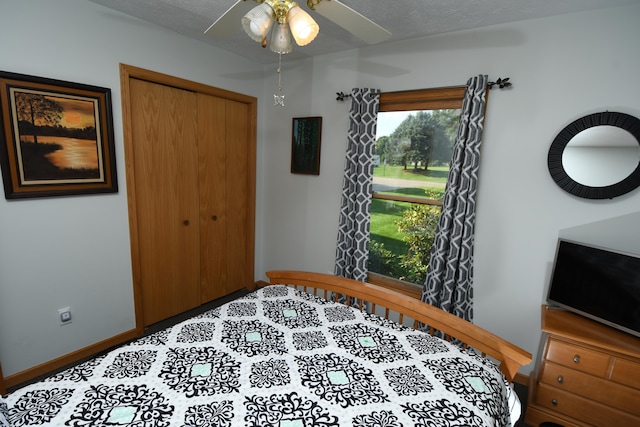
[
  {"left": 269, "top": 23, "right": 293, "bottom": 54},
  {"left": 287, "top": 6, "right": 319, "bottom": 46},
  {"left": 241, "top": 3, "right": 275, "bottom": 42}
]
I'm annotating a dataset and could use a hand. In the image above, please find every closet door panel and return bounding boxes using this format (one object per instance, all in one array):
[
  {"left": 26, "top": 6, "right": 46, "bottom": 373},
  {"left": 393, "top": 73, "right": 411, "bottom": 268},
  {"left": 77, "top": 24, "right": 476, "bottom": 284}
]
[
  {"left": 225, "top": 99, "right": 251, "bottom": 292},
  {"left": 197, "top": 93, "right": 227, "bottom": 302},
  {"left": 130, "top": 79, "right": 200, "bottom": 325}
]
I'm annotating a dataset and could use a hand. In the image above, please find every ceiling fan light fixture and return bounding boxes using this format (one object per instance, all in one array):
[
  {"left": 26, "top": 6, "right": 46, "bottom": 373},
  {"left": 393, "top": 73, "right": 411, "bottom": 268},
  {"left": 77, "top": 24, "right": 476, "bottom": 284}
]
[
  {"left": 269, "top": 22, "right": 293, "bottom": 54},
  {"left": 287, "top": 5, "right": 319, "bottom": 46},
  {"left": 241, "top": 3, "right": 275, "bottom": 42}
]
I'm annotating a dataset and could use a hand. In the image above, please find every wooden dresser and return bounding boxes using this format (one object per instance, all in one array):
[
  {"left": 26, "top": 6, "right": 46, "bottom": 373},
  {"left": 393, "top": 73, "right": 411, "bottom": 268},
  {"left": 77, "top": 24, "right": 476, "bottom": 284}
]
[{"left": 525, "top": 305, "right": 640, "bottom": 426}]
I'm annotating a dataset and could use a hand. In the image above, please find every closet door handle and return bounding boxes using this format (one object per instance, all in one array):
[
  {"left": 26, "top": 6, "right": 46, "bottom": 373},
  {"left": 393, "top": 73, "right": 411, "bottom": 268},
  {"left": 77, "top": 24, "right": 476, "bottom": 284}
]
[{"left": 183, "top": 220, "right": 190, "bottom": 226}]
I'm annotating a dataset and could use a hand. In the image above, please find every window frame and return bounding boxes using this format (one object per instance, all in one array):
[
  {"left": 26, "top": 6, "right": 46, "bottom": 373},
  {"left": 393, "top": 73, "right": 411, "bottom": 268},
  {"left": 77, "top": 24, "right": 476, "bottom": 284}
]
[{"left": 367, "top": 86, "right": 466, "bottom": 298}]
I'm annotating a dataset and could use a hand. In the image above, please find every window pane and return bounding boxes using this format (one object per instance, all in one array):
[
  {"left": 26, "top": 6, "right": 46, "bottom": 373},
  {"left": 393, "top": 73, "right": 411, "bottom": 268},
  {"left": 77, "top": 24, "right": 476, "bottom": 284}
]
[
  {"left": 374, "top": 109, "right": 460, "bottom": 202},
  {"left": 369, "top": 199, "right": 442, "bottom": 285},
  {"left": 368, "top": 108, "right": 459, "bottom": 286}
]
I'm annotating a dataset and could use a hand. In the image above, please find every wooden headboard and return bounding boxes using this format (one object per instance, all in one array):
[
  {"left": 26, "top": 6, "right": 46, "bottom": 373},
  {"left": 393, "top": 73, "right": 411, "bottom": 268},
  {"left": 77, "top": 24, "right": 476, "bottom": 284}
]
[{"left": 266, "top": 270, "right": 532, "bottom": 382}]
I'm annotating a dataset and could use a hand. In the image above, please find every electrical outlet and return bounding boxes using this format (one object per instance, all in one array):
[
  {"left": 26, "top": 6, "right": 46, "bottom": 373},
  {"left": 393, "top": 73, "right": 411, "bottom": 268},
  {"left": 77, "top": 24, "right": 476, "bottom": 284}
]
[{"left": 58, "top": 307, "right": 72, "bottom": 325}]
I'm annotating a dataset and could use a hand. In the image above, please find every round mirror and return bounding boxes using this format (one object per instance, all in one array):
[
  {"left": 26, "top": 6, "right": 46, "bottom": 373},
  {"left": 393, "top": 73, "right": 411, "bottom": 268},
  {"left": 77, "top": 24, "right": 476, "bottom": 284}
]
[
  {"left": 548, "top": 112, "right": 640, "bottom": 199},
  {"left": 562, "top": 126, "right": 640, "bottom": 186}
]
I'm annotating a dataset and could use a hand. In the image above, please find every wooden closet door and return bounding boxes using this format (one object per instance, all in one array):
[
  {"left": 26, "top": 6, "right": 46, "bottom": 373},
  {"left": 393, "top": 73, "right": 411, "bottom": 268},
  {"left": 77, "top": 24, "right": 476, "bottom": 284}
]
[
  {"left": 225, "top": 99, "right": 252, "bottom": 293},
  {"left": 130, "top": 78, "right": 200, "bottom": 326},
  {"left": 0, "top": 362, "right": 6, "bottom": 396},
  {"left": 197, "top": 95, "right": 252, "bottom": 300},
  {"left": 197, "top": 93, "right": 227, "bottom": 302}
]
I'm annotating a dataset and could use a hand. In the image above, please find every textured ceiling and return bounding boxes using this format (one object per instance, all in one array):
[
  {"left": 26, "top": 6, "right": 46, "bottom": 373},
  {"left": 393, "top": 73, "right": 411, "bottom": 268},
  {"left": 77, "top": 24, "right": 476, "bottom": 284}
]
[{"left": 88, "top": 0, "right": 640, "bottom": 64}]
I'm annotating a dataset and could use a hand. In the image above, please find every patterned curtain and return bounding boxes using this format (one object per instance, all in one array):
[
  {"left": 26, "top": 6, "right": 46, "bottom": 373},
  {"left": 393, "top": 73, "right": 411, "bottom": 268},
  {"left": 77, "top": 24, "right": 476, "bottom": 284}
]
[
  {"left": 334, "top": 88, "right": 381, "bottom": 281},
  {"left": 421, "top": 75, "right": 488, "bottom": 321}
]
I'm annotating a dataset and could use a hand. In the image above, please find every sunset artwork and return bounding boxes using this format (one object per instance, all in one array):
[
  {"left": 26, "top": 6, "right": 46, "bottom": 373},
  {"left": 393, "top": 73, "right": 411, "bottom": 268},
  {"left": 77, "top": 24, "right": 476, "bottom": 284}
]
[
  {"left": 10, "top": 88, "right": 103, "bottom": 184},
  {"left": 0, "top": 71, "right": 117, "bottom": 199}
]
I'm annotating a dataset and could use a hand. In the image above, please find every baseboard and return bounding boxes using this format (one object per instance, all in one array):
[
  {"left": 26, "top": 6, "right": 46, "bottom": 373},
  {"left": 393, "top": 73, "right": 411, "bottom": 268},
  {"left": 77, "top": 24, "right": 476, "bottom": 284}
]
[{"left": 3, "top": 328, "right": 139, "bottom": 391}]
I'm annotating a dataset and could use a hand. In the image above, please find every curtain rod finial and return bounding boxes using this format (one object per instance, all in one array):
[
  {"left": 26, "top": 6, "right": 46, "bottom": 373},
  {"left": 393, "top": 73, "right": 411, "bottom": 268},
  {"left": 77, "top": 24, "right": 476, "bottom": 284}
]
[
  {"left": 488, "top": 77, "right": 512, "bottom": 89},
  {"left": 336, "top": 91, "right": 351, "bottom": 101}
]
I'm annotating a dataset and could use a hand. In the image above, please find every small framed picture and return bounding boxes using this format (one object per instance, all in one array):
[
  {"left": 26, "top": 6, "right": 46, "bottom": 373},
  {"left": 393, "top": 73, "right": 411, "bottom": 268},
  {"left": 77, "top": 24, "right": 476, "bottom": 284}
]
[
  {"left": 0, "top": 71, "right": 117, "bottom": 199},
  {"left": 291, "top": 116, "right": 322, "bottom": 175}
]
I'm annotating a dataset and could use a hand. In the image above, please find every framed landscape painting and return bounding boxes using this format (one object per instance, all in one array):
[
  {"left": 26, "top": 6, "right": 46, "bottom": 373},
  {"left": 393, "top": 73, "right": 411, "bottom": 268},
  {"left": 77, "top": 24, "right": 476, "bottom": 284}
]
[
  {"left": 0, "top": 71, "right": 117, "bottom": 199},
  {"left": 291, "top": 116, "right": 322, "bottom": 175}
]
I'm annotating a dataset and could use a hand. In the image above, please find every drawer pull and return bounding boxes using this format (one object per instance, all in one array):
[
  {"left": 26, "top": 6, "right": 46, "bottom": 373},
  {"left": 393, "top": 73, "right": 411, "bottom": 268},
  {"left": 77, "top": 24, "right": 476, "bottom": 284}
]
[
  {"left": 551, "top": 399, "right": 558, "bottom": 406},
  {"left": 183, "top": 220, "right": 190, "bottom": 226},
  {"left": 557, "top": 375, "right": 564, "bottom": 383},
  {"left": 573, "top": 355, "right": 580, "bottom": 363}
]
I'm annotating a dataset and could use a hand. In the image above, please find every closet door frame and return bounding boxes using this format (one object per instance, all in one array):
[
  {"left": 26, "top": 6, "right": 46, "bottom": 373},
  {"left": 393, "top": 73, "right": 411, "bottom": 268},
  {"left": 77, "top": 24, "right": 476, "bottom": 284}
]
[{"left": 119, "top": 64, "right": 257, "bottom": 333}]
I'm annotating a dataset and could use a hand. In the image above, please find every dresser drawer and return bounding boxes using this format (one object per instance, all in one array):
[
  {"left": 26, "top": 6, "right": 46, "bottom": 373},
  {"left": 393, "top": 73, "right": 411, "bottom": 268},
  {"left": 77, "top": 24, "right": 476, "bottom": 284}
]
[
  {"left": 536, "top": 383, "right": 640, "bottom": 426},
  {"left": 546, "top": 338, "right": 610, "bottom": 377},
  {"left": 541, "top": 361, "right": 640, "bottom": 415},
  {"left": 611, "top": 357, "right": 640, "bottom": 389}
]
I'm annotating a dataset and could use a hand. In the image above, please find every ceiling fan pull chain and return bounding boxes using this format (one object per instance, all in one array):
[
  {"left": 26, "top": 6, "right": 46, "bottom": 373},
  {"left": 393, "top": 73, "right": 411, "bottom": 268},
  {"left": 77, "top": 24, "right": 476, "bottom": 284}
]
[{"left": 274, "top": 52, "right": 286, "bottom": 106}]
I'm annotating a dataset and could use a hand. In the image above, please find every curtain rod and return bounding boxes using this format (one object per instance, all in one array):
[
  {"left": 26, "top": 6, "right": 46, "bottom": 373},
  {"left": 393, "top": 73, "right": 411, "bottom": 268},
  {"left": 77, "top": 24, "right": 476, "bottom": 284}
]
[{"left": 336, "top": 77, "right": 512, "bottom": 101}]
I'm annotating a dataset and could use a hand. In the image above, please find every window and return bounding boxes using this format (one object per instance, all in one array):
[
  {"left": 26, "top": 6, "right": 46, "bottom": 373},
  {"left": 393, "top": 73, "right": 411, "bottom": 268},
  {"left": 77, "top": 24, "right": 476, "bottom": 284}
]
[{"left": 367, "top": 87, "right": 466, "bottom": 297}]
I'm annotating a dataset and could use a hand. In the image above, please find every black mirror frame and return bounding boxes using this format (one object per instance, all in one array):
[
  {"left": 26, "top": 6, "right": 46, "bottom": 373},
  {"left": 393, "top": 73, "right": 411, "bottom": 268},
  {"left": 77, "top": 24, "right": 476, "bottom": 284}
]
[{"left": 548, "top": 111, "right": 640, "bottom": 199}]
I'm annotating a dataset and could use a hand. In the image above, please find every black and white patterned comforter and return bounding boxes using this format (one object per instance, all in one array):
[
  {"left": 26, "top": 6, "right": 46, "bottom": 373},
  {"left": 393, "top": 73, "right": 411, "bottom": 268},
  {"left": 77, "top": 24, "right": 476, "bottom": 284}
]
[{"left": 2, "top": 286, "right": 520, "bottom": 427}]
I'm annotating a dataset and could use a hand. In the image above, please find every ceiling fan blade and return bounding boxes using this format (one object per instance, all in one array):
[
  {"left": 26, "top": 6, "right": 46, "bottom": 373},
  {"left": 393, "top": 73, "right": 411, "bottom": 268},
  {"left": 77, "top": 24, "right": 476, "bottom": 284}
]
[
  {"left": 204, "top": 0, "right": 253, "bottom": 38},
  {"left": 312, "top": 0, "right": 391, "bottom": 44}
]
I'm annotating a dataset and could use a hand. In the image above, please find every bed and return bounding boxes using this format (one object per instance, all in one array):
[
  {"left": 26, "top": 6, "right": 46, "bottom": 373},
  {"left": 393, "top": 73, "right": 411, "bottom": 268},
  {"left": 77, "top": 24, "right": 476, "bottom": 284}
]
[{"left": 1, "top": 270, "right": 531, "bottom": 427}]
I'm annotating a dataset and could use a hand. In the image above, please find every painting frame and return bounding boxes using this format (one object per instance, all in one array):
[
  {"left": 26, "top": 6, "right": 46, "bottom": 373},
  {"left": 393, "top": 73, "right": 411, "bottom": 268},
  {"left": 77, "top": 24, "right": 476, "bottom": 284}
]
[
  {"left": 291, "top": 116, "right": 322, "bottom": 175},
  {"left": 0, "top": 70, "right": 117, "bottom": 199}
]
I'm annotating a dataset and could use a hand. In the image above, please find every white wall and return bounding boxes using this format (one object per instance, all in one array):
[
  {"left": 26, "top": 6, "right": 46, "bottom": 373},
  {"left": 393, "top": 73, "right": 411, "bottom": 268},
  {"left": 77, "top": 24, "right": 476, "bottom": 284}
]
[
  {"left": 0, "top": 0, "right": 264, "bottom": 376},
  {"left": 258, "top": 3, "right": 640, "bottom": 371}
]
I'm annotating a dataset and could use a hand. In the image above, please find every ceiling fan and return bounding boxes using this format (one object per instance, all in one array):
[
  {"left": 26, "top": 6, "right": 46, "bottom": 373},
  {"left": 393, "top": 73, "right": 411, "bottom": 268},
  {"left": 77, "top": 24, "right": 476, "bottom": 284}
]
[{"left": 204, "top": 0, "right": 392, "bottom": 54}]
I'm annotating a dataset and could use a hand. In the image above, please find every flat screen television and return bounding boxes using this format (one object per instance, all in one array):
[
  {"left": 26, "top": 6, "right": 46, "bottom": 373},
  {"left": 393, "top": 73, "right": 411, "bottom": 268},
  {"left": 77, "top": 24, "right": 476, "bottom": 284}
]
[{"left": 547, "top": 239, "right": 640, "bottom": 338}]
